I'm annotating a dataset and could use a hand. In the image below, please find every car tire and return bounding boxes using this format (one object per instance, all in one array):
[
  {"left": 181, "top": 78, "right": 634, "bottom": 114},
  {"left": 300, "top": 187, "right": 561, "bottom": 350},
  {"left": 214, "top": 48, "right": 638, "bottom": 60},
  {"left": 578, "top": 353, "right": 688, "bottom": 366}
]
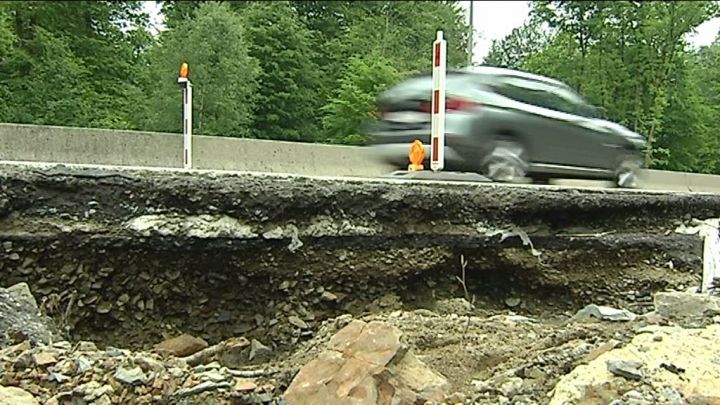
[
  {"left": 615, "top": 156, "right": 643, "bottom": 188},
  {"left": 482, "top": 140, "right": 528, "bottom": 183}
]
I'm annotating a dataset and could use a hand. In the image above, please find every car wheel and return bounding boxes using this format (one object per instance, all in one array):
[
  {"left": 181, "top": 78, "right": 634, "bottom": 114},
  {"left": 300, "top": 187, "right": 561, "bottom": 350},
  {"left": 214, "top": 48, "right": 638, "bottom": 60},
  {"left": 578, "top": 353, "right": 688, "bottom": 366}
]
[
  {"left": 482, "top": 140, "right": 528, "bottom": 183},
  {"left": 615, "top": 156, "right": 642, "bottom": 188}
]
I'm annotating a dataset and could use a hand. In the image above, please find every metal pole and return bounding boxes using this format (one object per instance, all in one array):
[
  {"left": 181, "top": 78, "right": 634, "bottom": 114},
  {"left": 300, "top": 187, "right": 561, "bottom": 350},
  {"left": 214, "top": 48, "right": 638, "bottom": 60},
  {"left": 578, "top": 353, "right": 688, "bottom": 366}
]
[
  {"left": 431, "top": 30, "right": 447, "bottom": 172},
  {"left": 183, "top": 82, "right": 193, "bottom": 169}
]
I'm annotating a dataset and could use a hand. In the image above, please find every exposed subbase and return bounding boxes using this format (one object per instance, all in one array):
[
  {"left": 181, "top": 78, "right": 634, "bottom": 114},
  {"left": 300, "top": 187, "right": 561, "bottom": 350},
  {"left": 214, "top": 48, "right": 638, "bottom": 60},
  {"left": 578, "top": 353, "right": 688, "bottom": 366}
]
[{"left": 1, "top": 163, "right": 718, "bottom": 404}]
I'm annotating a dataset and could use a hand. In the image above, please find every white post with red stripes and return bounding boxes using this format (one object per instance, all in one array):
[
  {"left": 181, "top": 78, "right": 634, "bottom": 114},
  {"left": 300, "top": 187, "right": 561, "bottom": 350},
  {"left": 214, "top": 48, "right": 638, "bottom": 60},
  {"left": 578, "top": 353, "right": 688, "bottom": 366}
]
[
  {"left": 178, "top": 74, "right": 193, "bottom": 170},
  {"left": 431, "top": 30, "right": 447, "bottom": 172}
]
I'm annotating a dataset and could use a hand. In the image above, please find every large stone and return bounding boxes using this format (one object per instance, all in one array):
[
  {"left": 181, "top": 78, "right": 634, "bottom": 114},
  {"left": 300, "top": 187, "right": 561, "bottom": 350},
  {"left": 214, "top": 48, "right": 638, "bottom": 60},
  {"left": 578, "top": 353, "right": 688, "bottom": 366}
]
[
  {"left": 154, "top": 334, "right": 208, "bottom": 357},
  {"left": 284, "top": 320, "right": 450, "bottom": 404},
  {"left": 215, "top": 337, "right": 251, "bottom": 368},
  {"left": 654, "top": 292, "right": 720, "bottom": 325},
  {"left": 550, "top": 324, "right": 720, "bottom": 404},
  {"left": 0, "top": 385, "right": 38, "bottom": 405},
  {"left": 0, "top": 285, "right": 58, "bottom": 349},
  {"left": 570, "top": 304, "right": 638, "bottom": 322},
  {"left": 5, "top": 283, "right": 38, "bottom": 310},
  {"left": 113, "top": 366, "right": 147, "bottom": 385},
  {"left": 248, "top": 339, "right": 272, "bottom": 362}
]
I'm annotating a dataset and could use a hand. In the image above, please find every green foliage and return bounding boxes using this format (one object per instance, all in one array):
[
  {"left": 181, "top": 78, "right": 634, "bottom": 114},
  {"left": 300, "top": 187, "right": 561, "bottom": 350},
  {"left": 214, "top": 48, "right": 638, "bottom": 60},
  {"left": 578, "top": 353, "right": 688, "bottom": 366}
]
[
  {"left": 2, "top": 26, "right": 93, "bottom": 125},
  {"left": 0, "top": 1, "right": 150, "bottom": 128},
  {"left": 241, "top": 1, "right": 322, "bottom": 141},
  {"left": 484, "top": 18, "right": 550, "bottom": 69},
  {"left": 322, "top": 54, "right": 401, "bottom": 145},
  {"left": 297, "top": 1, "right": 470, "bottom": 142},
  {"left": 140, "top": 2, "right": 259, "bottom": 137},
  {"left": 2, "top": 1, "right": 470, "bottom": 145},
  {"left": 0, "top": 9, "right": 15, "bottom": 121}
]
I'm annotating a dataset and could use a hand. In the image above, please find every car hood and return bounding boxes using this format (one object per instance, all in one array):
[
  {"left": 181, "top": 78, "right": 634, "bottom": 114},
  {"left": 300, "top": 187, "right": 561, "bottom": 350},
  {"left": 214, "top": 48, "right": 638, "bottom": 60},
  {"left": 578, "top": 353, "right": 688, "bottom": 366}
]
[{"left": 594, "top": 119, "right": 647, "bottom": 144}]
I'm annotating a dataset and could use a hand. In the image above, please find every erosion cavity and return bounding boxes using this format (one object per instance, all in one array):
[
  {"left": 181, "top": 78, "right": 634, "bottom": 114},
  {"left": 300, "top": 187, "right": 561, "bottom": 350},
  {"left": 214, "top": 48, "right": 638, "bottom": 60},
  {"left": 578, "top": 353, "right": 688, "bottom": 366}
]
[{"left": 0, "top": 163, "right": 715, "bottom": 353}]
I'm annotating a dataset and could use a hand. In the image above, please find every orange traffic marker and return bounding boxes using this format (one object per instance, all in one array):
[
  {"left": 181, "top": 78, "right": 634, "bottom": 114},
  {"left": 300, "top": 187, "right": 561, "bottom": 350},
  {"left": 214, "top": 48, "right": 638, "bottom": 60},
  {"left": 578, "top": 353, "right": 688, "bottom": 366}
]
[
  {"left": 408, "top": 139, "right": 425, "bottom": 171},
  {"left": 179, "top": 63, "right": 189, "bottom": 79}
]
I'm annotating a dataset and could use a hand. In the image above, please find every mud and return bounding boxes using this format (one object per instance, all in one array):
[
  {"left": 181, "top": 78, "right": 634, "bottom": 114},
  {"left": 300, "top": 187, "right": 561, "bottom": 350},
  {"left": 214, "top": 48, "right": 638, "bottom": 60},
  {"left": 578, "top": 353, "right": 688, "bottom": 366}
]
[{"left": 0, "top": 163, "right": 718, "bottom": 369}]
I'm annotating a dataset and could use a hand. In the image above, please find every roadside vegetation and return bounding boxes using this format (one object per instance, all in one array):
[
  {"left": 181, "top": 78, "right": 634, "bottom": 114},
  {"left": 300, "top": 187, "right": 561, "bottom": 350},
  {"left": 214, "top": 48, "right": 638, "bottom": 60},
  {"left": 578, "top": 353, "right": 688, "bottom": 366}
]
[{"left": 0, "top": 1, "right": 718, "bottom": 173}]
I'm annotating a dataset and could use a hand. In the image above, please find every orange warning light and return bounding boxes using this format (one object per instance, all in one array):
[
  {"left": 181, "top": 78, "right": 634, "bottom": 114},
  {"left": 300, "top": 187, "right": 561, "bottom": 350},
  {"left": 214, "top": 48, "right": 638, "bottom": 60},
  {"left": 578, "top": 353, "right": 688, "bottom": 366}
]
[
  {"left": 408, "top": 140, "right": 425, "bottom": 171},
  {"left": 179, "top": 63, "right": 189, "bottom": 79}
]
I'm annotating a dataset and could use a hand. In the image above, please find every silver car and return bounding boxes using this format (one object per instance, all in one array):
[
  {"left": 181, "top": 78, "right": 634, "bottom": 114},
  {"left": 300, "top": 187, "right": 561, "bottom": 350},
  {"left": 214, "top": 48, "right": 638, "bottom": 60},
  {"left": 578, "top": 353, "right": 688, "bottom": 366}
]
[{"left": 365, "top": 66, "right": 647, "bottom": 187}]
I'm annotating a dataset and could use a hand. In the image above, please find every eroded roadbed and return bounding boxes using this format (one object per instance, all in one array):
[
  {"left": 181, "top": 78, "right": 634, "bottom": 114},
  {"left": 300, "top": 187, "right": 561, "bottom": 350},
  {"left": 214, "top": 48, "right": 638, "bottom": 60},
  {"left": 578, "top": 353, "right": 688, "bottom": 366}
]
[{"left": 1, "top": 163, "right": 719, "bottom": 403}]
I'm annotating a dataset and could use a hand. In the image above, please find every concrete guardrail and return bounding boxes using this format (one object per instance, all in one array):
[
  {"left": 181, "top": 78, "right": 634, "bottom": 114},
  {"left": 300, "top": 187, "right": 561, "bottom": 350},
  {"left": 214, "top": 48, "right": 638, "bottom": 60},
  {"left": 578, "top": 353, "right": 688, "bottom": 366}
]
[{"left": 1, "top": 123, "right": 718, "bottom": 193}]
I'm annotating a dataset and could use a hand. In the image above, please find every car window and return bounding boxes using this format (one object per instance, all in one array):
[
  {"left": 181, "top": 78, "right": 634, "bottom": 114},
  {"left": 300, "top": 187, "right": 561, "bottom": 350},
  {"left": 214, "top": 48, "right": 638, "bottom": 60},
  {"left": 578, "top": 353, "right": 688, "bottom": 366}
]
[
  {"left": 487, "top": 81, "right": 550, "bottom": 109},
  {"left": 489, "top": 77, "right": 591, "bottom": 117},
  {"left": 551, "top": 86, "right": 604, "bottom": 118},
  {"left": 541, "top": 91, "right": 583, "bottom": 116}
]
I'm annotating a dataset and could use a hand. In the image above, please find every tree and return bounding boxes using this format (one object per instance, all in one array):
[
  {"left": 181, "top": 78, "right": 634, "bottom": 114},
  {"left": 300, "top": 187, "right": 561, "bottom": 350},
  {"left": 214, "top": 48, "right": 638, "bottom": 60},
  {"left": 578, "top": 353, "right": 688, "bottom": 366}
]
[
  {"left": 0, "top": 3, "right": 94, "bottom": 126},
  {"left": 140, "top": 2, "right": 259, "bottom": 137},
  {"left": 484, "top": 18, "right": 550, "bottom": 69},
  {"left": 241, "top": 1, "right": 322, "bottom": 141},
  {"left": 305, "top": 1, "right": 470, "bottom": 142},
  {"left": 322, "top": 54, "right": 401, "bottom": 145},
  {"left": 328, "top": 1, "right": 470, "bottom": 74},
  {"left": 0, "top": 1, "right": 151, "bottom": 128},
  {"left": 0, "top": 8, "right": 15, "bottom": 121}
]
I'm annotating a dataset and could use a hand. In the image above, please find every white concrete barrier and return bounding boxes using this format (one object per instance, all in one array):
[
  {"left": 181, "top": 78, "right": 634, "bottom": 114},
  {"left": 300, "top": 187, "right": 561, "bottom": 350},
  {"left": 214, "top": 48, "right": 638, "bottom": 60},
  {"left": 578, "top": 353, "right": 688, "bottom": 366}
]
[
  {"left": 0, "top": 123, "right": 394, "bottom": 177},
  {"left": 1, "top": 123, "right": 718, "bottom": 193}
]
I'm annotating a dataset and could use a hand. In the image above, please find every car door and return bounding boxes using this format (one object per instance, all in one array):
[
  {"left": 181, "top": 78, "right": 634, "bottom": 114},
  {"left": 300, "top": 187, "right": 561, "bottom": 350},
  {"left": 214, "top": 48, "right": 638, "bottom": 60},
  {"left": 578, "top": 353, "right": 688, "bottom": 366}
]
[
  {"left": 487, "top": 78, "right": 575, "bottom": 165},
  {"left": 545, "top": 87, "right": 621, "bottom": 170}
]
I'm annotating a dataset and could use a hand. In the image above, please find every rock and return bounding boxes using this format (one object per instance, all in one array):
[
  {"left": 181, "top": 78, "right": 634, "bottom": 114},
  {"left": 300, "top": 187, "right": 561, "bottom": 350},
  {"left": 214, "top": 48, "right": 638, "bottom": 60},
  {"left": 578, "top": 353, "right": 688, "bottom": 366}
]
[
  {"left": 434, "top": 298, "right": 474, "bottom": 316},
  {"left": 248, "top": 339, "right": 272, "bottom": 362},
  {"left": 234, "top": 379, "right": 258, "bottom": 392},
  {"left": 94, "top": 395, "right": 112, "bottom": 405},
  {"left": 48, "top": 371, "right": 70, "bottom": 383},
  {"left": 155, "top": 334, "right": 208, "bottom": 357},
  {"left": 686, "top": 394, "right": 720, "bottom": 404},
  {"left": 199, "top": 371, "right": 226, "bottom": 383},
  {"left": 96, "top": 302, "right": 112, "bottom": 314},
  {"left": 654, "top": 292, "right": 720, "bottom": 325},
  {"left": 550, "top": 324, "right": 720, "bottom": 404},
  {"left": 75, "top": 341, "right": 98, "bottom": 352},
  {"left": 76, "top": 356, "right": 94, "bottom": 374},
  {"left": 288, "top": 316, "right": 308, "bottom": 329},
  {"left": 505, "top": 297, "right": 522, "bottom": 308},
  {"left": 0, "top": 286, "right": 58, "bottom": 348},
  {"left": 656, "top": 387, "right": 684, "bottom": 404},
  {"left": 174, "top": 381, "right": 232, "bottom": 398},
  {"left": 607, "top": 359, "right": 644, "bottom": 380},
  {"left": 445, "top": 392, "right": 467, "bottom": 404},
  {"left": 499, "top": 377, "right": 524, "bottom": 397},
  {"left": 134, "top": 355, "right": 164, "bottom": 373},
  {"left": 32, "top": 351, "right": 57, "bottom": 367},
  {"left": 6, "top": 283, "right": 38, "bottom": 309},
  {"left": 320, "top": 291, "right": 338, "bottom": 302},
  {"left": 570, "top": 304, "right": 638, "bottom": 322},
  {"left": 215, "top": 337, "right": 252, "bottom": 368},
  {"left": 113, "top": 366, "right": 147, "bottom": 385},
  {"left": 284, "top": 320, "right": 450, "bottom": 404},
  {"left": 0, "top": 385, "right": 38, "bottom": 405}
]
